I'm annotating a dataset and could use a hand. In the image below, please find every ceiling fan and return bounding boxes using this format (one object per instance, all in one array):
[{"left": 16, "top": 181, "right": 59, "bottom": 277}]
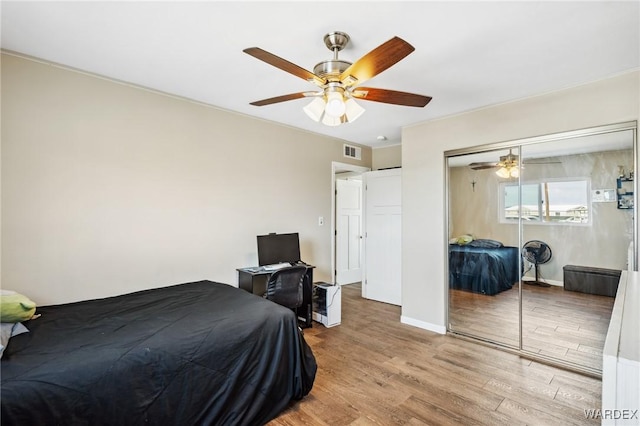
[
  {"left": 243, "top": 31, "right": 432, "bottom": 126},
  {"left": 469, "top": 150, "right": 519, "bottom": 171},
  {"left": 469, "top": 150, "right": 561, "bottom": 174}
]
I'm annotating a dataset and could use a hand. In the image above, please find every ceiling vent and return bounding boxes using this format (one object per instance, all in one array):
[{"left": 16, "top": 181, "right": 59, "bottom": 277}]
[{"left": 343, "top": 144, "right": 362, "bottom": 160}]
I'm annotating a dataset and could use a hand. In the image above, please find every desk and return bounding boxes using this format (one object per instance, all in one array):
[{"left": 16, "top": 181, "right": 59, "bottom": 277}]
[{"left": 237, "top": 264, "right": 314, "bottom": 328}]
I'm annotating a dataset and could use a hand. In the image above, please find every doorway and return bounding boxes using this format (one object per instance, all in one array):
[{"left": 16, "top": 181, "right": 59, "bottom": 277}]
[
  {"left": 331, "top": 162, "right": 369, "bottom": 286},
  {"left": 336, "top": 177, "right": 363, "bottom": 284}
]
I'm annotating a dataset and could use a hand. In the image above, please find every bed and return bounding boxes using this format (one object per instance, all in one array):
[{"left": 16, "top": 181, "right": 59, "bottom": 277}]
[
  {"left": 449, "top": 243, "right": 520, "bottom": 295},
  {"left": 0, "top": 280, "right": 317, "bottom": 425}
]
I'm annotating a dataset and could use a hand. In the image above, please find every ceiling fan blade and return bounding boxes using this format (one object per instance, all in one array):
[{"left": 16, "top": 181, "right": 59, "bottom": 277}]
[
  {"left": 339, "top": 37, "right": 415, "bottom": 86},
  {"left": 250, "top": 92, "right": 317, "bottom": 106},
  {"left": 469, "top": 162, "right": 499, "bottom": 170},
  {"left": 352, "top": 87, "right": 432, "bottom": 107},
  {"left": 243, "top": 47, "right": 325, "bottom": 87}
]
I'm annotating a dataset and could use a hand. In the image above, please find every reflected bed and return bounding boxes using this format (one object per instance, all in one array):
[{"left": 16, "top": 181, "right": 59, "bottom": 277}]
[{"left": 449, "top": 244, "right": 520, "bottom": 295}]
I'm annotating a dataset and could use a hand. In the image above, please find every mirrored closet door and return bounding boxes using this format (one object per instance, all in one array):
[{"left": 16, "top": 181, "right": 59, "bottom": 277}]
[
  {"left": 447, "top": 147, "right": 521, "bottom": 348},
  {"left": 446, "top": 122, "right": 637, "bottom": 374}
]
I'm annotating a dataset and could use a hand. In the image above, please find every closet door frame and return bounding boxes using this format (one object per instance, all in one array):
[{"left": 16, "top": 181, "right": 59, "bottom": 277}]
[{"left": 444, "top": 121, "right": 637, "bottom": 376}]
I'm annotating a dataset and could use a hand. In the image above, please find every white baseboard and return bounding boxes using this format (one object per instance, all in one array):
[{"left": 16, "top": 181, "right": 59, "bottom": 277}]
[
  {"left": 522, "top": 277, "right": 563, "bottom": 287},
  {"left": 401, "top": 315, "right": 446, "bottom": 334}
]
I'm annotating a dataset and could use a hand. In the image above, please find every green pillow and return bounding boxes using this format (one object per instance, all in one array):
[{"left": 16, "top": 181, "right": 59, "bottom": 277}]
[
  {"left": 456, "top": 234, "right": 474, "bottom": 245},
  {"left": 0, "top": 292, "right": 37, "bottom": 323}
]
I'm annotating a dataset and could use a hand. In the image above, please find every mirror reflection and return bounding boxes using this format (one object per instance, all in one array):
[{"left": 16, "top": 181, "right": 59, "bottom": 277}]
[
  {"left": 447, "top": 126, "right": 635, "bottom": 373},
  {"left": 519, "top": 130, "right": 634, "bottom": 371},
  {"left": 447, "top": 147, "right": 520, "bottom": 348}
]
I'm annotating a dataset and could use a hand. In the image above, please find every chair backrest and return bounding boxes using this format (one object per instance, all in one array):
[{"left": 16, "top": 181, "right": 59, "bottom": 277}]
[{"left": 265, "top": 265, "right": 307, "bottom": 309}]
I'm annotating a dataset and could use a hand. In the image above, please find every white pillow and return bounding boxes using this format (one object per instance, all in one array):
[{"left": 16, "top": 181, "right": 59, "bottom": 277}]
[{"left": 0, "top": 322, "right": 29, "bottom": 359}]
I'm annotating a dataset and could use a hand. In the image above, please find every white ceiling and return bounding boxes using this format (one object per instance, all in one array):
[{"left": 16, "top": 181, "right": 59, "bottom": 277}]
[{"left": 2, "top": 1, "right": 639, "bottom": 148}]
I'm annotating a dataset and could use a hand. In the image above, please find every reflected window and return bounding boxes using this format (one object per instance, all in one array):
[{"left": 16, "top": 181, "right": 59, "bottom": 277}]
[{"left": 501, "top": 179, "right": 591, "bottom": 224}]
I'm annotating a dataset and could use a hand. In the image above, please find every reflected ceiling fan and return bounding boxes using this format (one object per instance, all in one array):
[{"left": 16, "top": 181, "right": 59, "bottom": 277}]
[
  {"left": 469, "top": 149, "right": 561, "bottom": 178},
  {"left": 469, "top": 150, "right": 520, "bottom": 171},
  {"left": 243, "top": 31, "right": 432, "bottom": 126}
]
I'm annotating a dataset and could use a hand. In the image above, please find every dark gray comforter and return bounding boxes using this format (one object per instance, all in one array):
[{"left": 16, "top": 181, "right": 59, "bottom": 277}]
[{"left": 1, "top": 280, "right": 316, "bottom": 425}]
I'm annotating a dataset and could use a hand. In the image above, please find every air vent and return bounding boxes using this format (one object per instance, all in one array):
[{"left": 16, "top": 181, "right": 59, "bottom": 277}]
[{"left": 343, "top": 144, "right": 362, "bottom": 160}]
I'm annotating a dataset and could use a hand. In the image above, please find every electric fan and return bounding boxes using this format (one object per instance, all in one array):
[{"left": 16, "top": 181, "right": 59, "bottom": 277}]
[{"left": 522, "top": 240, "right": 552, "bottom": 287}]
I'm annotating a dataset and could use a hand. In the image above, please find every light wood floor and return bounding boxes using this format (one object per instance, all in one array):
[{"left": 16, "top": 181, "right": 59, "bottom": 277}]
[
  {"left": 450, "top": 284, "right": 614, "bottom": 371},
  {"left": 269, "top": 284, "right": 602, "bottom": 426}
]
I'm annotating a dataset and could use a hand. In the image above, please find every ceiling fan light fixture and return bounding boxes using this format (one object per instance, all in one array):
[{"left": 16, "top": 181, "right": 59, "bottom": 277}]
[
  {"left": 304, "top": 94, "right": 362, "bottom": 126},
  {"left": 321, "top": 113, "right": 344, "bottom": 127},
  {"left": 495, "top": 149, "right": 520, "bottom": 178},
  {"left": 303, "top": 97, "right": 325, "bottom": 122},
  {"left": 495, "top": 167, "right": 511, "bottom": 179},
  {"left": 496, "top": 165, "right": 519, "bottom": 178},
  {"left": 324, "top": 91, "right": 346, "bottom": 117},
  {"left": 344, "top": 98, "right": 365, "bottom": 123}
]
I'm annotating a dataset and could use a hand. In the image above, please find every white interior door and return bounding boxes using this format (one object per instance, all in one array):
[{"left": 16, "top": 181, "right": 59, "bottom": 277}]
[
  {"left": 336, "top": 178, "right": 363, "bottom": 285},
  {"left": 363, "top": 169, "right": 402, "bottom": 305}
]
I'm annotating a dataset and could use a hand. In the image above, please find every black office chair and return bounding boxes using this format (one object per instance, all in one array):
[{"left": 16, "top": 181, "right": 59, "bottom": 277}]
[{"left": 265, "top": 265, "right": 308, "bottom": 311}]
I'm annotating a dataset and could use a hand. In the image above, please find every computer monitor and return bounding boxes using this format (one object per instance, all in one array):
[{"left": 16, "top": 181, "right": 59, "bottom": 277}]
[{"left": 257, "top": 232, "right": 301, "bottom": 266}]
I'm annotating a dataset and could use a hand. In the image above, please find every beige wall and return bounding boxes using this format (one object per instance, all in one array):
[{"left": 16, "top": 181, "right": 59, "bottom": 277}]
[
  {"left": 372, "top": 144, "right": 401, "bottom": 170},
  {"left": 402, "top": 70, "right": 639, "bottom": 332},
  {"left": 1, "top": 53, "right": 372, "bottom": 304}
]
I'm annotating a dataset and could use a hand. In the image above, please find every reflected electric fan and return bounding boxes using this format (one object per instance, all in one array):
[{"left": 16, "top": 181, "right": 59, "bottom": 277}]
[{"left": 522, "top": 240, "right": 552, "bottom": 287}]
